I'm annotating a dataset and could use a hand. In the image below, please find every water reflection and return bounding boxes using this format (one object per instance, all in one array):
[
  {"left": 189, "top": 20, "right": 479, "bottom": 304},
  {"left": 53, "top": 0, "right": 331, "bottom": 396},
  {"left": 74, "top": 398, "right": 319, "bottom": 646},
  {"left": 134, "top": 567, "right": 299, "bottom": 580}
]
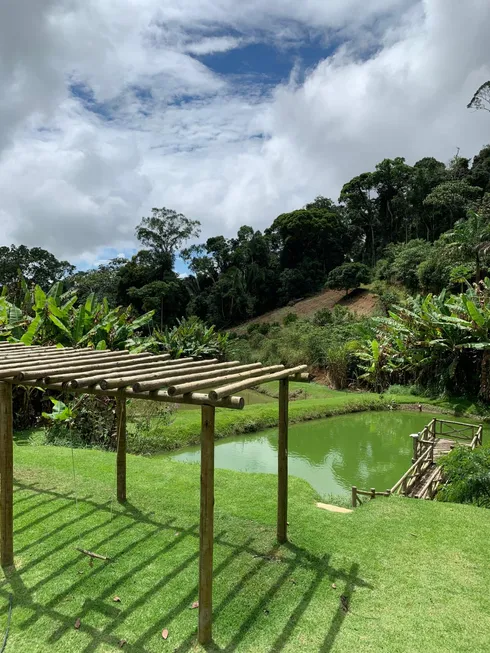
[{"left": 167, "top": 412, "right": 466, "bottom": 498}]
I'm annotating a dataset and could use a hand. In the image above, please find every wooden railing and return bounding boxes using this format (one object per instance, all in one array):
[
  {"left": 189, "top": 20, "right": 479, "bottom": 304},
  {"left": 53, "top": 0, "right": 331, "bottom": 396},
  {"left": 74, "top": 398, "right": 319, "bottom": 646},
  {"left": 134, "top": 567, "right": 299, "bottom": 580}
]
[
  {"left": 471, "top": 425, "right": 483, "bottom": 449},
  {"left": 390, "top": 446, "right": 434, "bottom": 496},
  {"left": 351, "top": 418, "right": 484, "bottom": 507},
  {"left": 351, "top": 486, "right": 391, "bottom": 508}
]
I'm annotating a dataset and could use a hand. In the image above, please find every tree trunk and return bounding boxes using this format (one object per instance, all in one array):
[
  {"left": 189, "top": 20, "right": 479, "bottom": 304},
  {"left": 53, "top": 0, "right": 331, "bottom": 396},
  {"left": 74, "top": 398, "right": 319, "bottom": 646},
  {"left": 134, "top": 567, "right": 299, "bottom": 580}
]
[
  {"left": 480, "top": 350, "right": 490, "bottom": 401},
  {"left": 476, "top": 252, "right": 481, "bottom": 283}
]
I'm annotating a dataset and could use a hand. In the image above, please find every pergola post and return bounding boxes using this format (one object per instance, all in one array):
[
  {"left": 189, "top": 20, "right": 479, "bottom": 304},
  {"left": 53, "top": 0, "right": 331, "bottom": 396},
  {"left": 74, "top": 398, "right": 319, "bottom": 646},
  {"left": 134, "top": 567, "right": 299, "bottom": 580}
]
[
  {"left": 198, "top": 404, "right": 215, "bottom": 645},
  {"left": 0, "top": 382, "right": 14, "bottom": 567},
  {"left": 116, "top": 397, "right": 127, "bottom": 502},
  {"left": 277, "top": 377, "right": 289, "bottom": 544}
]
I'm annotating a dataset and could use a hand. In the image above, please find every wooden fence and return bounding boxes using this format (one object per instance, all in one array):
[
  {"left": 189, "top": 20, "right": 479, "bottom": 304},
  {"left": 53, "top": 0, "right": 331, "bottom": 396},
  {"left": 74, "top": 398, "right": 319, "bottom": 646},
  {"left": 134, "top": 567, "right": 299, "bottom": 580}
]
[{"left": 351, "top": 418, "right": 483, "bottom": 507}]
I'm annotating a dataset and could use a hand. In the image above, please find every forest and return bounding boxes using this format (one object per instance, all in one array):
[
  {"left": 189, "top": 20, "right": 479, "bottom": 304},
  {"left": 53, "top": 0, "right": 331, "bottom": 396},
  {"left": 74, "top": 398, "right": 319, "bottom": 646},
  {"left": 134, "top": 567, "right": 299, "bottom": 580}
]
[{"left": 1, "top": 138, "right": 490, "bottom": 404}]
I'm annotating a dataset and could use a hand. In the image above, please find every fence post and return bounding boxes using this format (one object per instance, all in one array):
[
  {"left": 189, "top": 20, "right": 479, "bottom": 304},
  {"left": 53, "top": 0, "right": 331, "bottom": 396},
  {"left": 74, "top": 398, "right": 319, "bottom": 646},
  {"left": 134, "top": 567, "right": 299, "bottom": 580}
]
[
  {"left": 410, "top": 433, "right": 419, "bottom": 463},
  {"left": 351, "top": 486, "right": 357, "bottom": 508},
  {"left": 370, "top": 488, "right": 376, "bottom": 500}
]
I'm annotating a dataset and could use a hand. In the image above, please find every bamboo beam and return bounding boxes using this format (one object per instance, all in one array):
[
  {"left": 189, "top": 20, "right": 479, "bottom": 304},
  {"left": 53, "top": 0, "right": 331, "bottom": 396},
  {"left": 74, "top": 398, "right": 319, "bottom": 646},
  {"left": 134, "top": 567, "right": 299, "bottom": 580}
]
[
  {"left": 167, "top": 364, "right": 283, "bottom": 397},
  {"left": 64, "top": 358, "right": 197, "bottom": 388},
  {"left": 134, "top": 362, "right": 265, "bottom": 394},
  {"left": 277, "top": 378, "right": 288, "bottom": 544},
  {"left": 100, "top": 361, "right": 248, "bottom": 391},
  {"left": 208, "top": 364, "right": 308, "bottom": 400},
  {"left": 48, "top": 355, "right": 193, "bottom": 386},
  {"left": 20, "top": 380, "right": 245, "bottom": 409},
  {"left": 198, "top": 404, "right": 215, "bottom": 645},
  {"left": 0, "top": 347, "right": 119, "bottom": 363},
  {"left": 0, "top": 382, "right": 13, "bottom": 567},
  {"left": 290, "top": 372, "right": 310, "bottom": 382},
  {"left": 116, "top": 397, "right": 127, "bottom": 503},
  {"left": 0, "top": 351, "right": 133, "bottom": 380}
]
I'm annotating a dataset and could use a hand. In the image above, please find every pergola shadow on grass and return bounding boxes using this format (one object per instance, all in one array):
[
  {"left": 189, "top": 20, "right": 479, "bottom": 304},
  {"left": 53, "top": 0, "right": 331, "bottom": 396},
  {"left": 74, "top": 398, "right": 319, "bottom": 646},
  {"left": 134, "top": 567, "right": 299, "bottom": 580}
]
[
  {"left": 0, "top": 342, "right": 309, "bottom": 645},
  {"left": 0, "top": 478, "right": 370, "bottom": 651}
]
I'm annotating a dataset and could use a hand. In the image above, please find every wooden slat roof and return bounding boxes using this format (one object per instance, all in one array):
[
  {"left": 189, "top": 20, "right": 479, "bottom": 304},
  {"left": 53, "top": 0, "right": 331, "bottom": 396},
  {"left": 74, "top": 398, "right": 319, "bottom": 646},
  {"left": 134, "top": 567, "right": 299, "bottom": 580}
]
[{"left": 0, "top": 343, "right": 308, "bottom": 409}]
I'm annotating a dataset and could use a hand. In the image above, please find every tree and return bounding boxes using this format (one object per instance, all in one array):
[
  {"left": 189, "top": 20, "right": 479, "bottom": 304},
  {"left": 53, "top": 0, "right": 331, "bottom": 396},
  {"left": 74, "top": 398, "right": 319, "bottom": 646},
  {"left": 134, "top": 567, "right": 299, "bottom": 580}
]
[
  {"left": 385, "top": 239, "right": 432, "bottom": 292},
  {"left": 132, "top": 208, "right": 201, "bottom": 329},
  {"left": 339, "top": 173, "right": 378, "bottom": 265},
  {"left": 467, "top": 81, "right": 490, "bottom": 113},
  {"left": 135, "top": 208, "right": 200, "bottom": 267},
  {"left": 68, "top": 257, "right": 127, "bottom": 306},
  {"left": 0, "top": 245, "right": 74, "bottom": 292},
  {"left": 443, "top": 210, "right": 490, "bottom": 282},
  {"left": 423, "top": 180, "right": 483, "bottom": 232},
  {"left": 326, "top": 263, "right": 371, "bottom": 296},
  {"left": 269, "top": 207, "right": 350, "bottom": 298}
]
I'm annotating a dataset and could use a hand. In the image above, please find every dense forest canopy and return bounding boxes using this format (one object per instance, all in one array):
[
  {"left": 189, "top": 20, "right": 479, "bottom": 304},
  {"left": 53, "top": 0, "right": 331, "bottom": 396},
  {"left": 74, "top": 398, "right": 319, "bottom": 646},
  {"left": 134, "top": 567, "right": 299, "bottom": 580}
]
[{"left": 2, "top": 142, "right": 490, "bottom": 330}]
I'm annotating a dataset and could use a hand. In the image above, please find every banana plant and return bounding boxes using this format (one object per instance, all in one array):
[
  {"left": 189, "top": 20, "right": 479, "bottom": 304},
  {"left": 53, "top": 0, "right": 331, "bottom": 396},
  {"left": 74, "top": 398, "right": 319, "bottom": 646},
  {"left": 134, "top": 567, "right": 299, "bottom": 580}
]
[{"left": 0, "top": 276, "right": 155, "bottom": 351}]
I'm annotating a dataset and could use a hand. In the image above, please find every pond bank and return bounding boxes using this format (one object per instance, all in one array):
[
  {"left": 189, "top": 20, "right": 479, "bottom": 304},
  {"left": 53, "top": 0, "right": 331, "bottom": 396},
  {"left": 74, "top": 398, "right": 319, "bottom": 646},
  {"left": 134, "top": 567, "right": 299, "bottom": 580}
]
[{"left": 126, "top": 384, "right": 487, "bottom": 455}]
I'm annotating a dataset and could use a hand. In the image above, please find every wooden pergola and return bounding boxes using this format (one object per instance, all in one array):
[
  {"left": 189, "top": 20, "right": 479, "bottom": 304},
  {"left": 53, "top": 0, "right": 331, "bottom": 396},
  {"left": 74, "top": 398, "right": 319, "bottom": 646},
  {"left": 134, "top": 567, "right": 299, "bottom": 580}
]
[{"left": 0, "top": 342, "right": 307, "bottom": 644}]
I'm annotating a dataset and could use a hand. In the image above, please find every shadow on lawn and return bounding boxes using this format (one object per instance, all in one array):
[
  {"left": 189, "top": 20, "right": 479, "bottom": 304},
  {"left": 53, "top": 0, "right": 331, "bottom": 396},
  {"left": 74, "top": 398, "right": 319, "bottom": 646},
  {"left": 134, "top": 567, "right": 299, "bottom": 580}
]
[{"left": 1, "top": 481, "right": 371, "bottom": 652}]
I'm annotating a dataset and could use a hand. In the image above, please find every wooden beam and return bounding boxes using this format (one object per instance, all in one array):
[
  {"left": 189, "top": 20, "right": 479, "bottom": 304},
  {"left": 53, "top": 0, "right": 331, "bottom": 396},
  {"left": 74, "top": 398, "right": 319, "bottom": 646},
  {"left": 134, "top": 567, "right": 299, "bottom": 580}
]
[
  {"left": 20, "top": 381, "right": 246, "bottom": 409},
  {"left": 208, "top": 364, "right": 307, "bottom": 400},
  {"left": 277, "top": 378, "right": 289, "bottom": 544},
  {"left": 116, "top": 397, "right": 127, "bottom": 503},
  {"left": 198, "top": 404, "right": 215, "bottom": 645},
  {"left": 0, "top": 382, "right": 13, "bottom": 567},
  {"left": 165, "top": 364, "right": 279, "bottom": 396},
  {"left": 105, "top": 361, "right": 247, "bottom": 391}
]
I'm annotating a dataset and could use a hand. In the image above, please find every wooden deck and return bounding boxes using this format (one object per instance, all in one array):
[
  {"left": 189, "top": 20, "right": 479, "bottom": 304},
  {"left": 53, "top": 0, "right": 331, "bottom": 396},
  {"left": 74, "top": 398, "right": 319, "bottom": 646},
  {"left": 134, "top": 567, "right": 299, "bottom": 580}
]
[{"left": 351, "top": 418, "right": 483, "bottom": 506}]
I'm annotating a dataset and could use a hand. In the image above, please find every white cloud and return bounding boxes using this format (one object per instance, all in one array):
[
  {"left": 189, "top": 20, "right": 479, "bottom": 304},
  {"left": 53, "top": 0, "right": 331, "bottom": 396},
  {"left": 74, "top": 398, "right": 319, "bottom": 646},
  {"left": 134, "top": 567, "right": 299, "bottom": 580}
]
[{"left": 0, "top": 0, "right": 489, "bottom": 267}]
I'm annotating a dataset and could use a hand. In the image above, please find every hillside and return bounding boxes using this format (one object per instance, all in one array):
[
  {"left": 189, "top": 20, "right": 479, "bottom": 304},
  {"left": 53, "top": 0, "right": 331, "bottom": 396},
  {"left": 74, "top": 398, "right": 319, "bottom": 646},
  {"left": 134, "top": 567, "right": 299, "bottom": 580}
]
[{"left": 236, "top": 287, "right": 378, "bottom": 332}]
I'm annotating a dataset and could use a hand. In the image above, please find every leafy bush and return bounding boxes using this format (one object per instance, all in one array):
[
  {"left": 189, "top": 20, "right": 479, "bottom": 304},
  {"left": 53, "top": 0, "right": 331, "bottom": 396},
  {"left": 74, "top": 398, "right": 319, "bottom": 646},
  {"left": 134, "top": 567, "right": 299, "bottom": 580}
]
[
  {"left": 438, "top": 445, "right": 490, "bottom": 507},
  {"left": 282, "top": 312, "right": 298, "bottom": 326},
  {"left": 247, "top": 322, "right": 271, "bottom": 336},
  {"left": 155, "top": 316, "right": 229, "bottom": 359},
  {"left": 0, "top": 277, "right": 154, "bottom": 350},
  {"left": 312, "top": 308, "right": 332, "bottom": 326},
  {"left": 371, "top": 281, "right": 405, "bottom": 313},
  {"left": 43, "top": 396, "right": 117, "bottom": 449}
]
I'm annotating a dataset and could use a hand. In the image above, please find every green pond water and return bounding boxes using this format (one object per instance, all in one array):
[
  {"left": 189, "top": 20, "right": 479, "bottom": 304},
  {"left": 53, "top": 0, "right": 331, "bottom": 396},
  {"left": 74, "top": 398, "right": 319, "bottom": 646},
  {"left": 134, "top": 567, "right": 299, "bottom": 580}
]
[{"left": 167, "top": 411, "right": 478, "bottom": 498}]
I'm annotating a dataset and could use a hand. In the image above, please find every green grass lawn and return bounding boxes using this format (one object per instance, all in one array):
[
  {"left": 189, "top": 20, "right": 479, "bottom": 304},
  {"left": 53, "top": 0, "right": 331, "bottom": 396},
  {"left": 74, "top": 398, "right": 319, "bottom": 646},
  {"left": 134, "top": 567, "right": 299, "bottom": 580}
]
[{"left": 2, "top": 443, "right": 490, "bottom": 652}]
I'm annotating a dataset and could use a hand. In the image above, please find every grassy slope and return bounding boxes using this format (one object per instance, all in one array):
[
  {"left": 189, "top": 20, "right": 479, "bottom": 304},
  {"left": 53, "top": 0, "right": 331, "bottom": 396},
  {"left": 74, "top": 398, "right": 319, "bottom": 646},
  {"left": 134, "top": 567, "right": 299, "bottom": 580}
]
[
  {"left": 125, "top": 383, "right": 489, "bottom": 454},
  {"left": 234, "top": 287, "right": 378, "bottom": 333},
  {"left": 2, "top": 444, "right": 490, "bottom": 652}
]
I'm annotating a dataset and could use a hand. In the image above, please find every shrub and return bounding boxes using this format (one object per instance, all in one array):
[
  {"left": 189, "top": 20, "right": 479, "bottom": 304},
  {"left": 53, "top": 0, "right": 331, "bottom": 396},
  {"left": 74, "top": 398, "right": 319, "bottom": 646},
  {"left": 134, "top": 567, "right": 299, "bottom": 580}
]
[
  {"left": 43, "top": 396, "right": 117, "bottom": 449},
  {"left": 438, "top": 445, "right": 490, "bottom": 507},
  {"left": 282, "top": 312, "right": 298, "bottom": 326},
  {"left": 312, "top": 308, "right": 332, "bottom": 326},
  {"left": 155, "top": 316, "right": 229, "bottom": 359}
]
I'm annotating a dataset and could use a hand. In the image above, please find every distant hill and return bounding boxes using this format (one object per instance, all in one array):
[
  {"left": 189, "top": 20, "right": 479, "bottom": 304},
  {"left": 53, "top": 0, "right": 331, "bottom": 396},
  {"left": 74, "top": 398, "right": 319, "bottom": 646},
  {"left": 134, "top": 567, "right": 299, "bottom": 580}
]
[{"left": 235, "top": 287, "right": 378, "bottom": 332}]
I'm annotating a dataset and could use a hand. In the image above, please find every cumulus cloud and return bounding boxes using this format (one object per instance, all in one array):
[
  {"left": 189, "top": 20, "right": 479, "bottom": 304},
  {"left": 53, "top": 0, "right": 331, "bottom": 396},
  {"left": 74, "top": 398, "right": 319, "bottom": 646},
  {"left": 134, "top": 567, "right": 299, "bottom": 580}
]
[{"left": 0, "top": 0, "right": 489, "bottom": 265}]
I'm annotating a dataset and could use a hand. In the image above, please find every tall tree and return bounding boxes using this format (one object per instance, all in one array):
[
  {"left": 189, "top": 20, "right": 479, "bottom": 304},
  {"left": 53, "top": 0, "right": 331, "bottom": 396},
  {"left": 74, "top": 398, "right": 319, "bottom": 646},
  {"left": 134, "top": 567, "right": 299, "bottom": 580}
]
[
  {"left": 119, "top": 208, "right": 201, "bottom": 329},
  {"left": 135, "top": 207, "right": 200, "bottom": 267},
  {"left": 467, "top": 81, "right": 490, "bottom": 113}
]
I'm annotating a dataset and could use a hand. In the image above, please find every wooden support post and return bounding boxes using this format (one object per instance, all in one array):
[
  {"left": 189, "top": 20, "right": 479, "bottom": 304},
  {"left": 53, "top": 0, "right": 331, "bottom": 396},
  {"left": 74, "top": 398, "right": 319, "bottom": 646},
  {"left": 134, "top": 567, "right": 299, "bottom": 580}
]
[
  {"left": 410, "top": 433, "right": 419, "bottom": 463},
  {"left": 370, "top": 488, "right": 376, "bottom": 500},
  {"left": 116, "top": 397, "right": 127, "bottom": 503},
  {"left": 198, "top": 405, "right": 215, "bottom": 645},
  {"left": 0, "top": 382, "right": 13, "bottom": 567},
  {"left": 277, "top": 378, "right": 289, "bottom": 544},
  {"left": 351, "top": 486, "right": 357, "bottom": 508}
]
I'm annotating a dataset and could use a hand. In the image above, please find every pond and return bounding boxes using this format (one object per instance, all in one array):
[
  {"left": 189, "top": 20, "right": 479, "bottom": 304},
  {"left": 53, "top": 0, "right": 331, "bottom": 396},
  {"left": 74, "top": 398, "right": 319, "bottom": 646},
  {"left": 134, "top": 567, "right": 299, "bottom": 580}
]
[{"left": 167, "top": 411, "right": 476, "bottom": 498}]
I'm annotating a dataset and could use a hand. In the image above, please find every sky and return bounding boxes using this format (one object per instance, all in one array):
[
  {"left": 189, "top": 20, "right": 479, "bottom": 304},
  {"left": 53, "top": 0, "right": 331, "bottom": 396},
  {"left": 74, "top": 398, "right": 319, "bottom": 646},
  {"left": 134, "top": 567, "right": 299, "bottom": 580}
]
[{"left": 0, "top": 0, "right": 489, "bottom": 270}]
